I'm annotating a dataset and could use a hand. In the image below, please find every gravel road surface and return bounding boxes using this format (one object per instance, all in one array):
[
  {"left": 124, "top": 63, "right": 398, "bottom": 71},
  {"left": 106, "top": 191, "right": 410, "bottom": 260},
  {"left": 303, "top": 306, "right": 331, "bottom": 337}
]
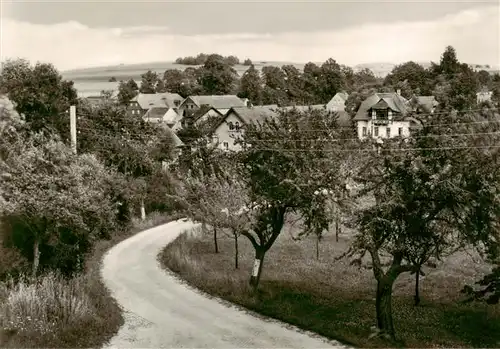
[{"left": 101, "top": 219, "right": 350, "bottom": 348}]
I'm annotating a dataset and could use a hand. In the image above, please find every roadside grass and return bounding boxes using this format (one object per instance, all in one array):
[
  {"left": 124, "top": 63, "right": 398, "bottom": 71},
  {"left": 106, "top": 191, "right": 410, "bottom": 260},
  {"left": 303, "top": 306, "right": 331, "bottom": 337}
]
[
  {"left": 0, "top": 211, "right": 182, "bottom": 348},
  {"left": 160, "top": 226, "right": 500, "bottom": 348}
]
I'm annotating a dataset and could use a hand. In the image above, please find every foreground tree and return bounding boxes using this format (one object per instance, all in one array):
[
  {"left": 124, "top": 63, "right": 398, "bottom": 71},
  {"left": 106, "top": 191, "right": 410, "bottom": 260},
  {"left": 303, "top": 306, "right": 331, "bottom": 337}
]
[
  {"left": 345, "top": 111, "right": 500, "bottom": 340},
  {"left": 0, "top": 134, "right": 120, "bottom": 277}
]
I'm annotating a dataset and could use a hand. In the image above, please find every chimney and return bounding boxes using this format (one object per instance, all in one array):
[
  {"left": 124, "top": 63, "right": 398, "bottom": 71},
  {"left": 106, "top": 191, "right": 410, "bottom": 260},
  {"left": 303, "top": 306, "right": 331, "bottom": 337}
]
[{"left": 396, "top": 89, "right": 401, "bottom": 96}]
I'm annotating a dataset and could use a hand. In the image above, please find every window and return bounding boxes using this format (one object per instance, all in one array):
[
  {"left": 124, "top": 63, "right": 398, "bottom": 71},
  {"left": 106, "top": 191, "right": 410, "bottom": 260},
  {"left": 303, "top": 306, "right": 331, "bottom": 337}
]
[
  {"left": 174, "top": 100, "right": 180, "bottom": 107},
  {"left": 386, "top": 127, "right": 391, "bottom": 138},
  {"left": 398, "top": 127, "right": 403, "bottom": 136},
  {"left": 235, "top": 122, "right": 240, "bottom": 131},
  {"left": 362, "top": 127, "right": 367, "bottom": 136},
  {"left": 374, "top": 127, "right": 379, "bottom": 137},
  {"left": 228, "top": 122, "right": 235, "bottom": 130},
  {"left": 223, "top": 142, "right": 229, "bottom": 150}
]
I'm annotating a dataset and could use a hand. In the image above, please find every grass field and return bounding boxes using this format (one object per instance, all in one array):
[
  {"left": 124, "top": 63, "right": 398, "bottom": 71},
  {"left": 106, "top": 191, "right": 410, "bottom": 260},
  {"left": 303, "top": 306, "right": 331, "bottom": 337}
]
[
  {"left": 160, "top": 224, "right": 500, "bottom": 348},
  {"left": 0, "top": 211, "right": 181, "bottom": 348}
]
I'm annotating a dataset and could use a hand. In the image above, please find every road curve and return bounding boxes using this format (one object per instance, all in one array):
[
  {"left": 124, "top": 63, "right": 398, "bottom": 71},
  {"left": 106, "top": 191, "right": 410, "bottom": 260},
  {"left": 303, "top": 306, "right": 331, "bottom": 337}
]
[{"left": 101, "top": 219, "right": 350, "bottom": 348}]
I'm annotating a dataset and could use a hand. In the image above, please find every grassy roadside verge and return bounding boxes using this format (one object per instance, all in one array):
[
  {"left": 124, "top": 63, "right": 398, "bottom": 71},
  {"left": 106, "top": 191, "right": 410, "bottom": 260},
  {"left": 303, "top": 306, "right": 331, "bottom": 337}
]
[
  {"left": 160, "top": 227, "right": 500, "bottom": 348},
  {"left": 0, "top": 212, "right": 182, "bottom": 348}
]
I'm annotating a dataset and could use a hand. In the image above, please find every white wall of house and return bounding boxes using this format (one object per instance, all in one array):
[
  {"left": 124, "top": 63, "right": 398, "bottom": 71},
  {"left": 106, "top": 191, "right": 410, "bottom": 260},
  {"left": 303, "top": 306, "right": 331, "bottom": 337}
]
[
  {"left": 356, "top": 120, "right": 411, "bottom": 139},
  {"left": 211, "top": 113, "right": 244, "bottom": 151}
]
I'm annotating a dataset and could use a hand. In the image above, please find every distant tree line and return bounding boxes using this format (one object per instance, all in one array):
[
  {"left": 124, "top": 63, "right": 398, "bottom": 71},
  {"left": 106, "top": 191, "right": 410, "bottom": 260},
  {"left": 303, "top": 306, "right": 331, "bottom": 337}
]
[
  {"left": 174, "top": 53, "right": 244, "bottom": 66},
  {"left": 119, "top": 46, "right": 500, "bottom": 113}
]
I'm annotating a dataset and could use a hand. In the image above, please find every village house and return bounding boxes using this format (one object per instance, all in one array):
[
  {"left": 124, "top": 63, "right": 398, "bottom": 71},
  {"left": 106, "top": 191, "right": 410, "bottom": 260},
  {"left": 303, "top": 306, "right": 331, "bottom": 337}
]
[
  {"left": 208, "top": 105, "right": 278, "bottom": 151},
  {"left": 127, "top": 92, "right": 184, "bottom": 118},
  {"left": 177, "top": 95, "right": 248, "bottom": 118},
  {"left": 477, "top": 88, "right": 493, "bottom": 104},
  {"left": 326, "top": 91, "right": 349, "bottom": 112},
  {"left": 353, "top": 91, "right": 421, "bottom": 140},
  {"left": 142, "top": 107, "right": 180, "bottom": 128}
]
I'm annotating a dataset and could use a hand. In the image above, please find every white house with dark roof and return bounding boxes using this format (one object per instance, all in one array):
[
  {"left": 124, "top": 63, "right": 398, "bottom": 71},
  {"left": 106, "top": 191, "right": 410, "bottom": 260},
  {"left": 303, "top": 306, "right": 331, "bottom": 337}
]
[
  {"left": 177, "top": 95, "right": 248, "bottom": 117},
  {"left": 142, "top": 107, "right": 180, "bottom": 128},
  {"left": 353, "top": 92, "right": 420, "bottom": 140},
  {"left": 210, "top": 105, "right": 278, "bottom": 151},
  {"left": 128, "top": 92, "right": 184, "bottom": 117}
]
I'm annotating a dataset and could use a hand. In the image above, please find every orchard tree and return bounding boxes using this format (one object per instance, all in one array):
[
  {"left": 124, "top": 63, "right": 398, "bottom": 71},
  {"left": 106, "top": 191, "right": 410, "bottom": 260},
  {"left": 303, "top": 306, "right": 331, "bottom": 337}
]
[
  {"left": 237, "top": 107, "right": 350, "bottom": 290},
  {"left": 117, "top": 79, "right": 139, "bottom": 106},
  {"left": 345, "top": 111, "right": 500, "bottom": 340},
  {"left": 0, "top": 59, "right": 78, "bottom": 136}
]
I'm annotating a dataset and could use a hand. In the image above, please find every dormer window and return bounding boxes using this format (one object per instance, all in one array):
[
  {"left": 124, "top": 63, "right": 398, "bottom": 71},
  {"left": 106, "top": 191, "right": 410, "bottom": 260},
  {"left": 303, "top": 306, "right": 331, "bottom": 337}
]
[{"left": 228, "top": 121, "right": 235, "bottom": 130}]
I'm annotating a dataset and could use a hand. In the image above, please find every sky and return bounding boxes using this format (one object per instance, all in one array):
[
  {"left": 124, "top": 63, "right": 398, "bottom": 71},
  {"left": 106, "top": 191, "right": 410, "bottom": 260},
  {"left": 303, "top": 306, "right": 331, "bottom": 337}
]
[{"left": 1, "top": 0, "right": 499, "bottom": 71}]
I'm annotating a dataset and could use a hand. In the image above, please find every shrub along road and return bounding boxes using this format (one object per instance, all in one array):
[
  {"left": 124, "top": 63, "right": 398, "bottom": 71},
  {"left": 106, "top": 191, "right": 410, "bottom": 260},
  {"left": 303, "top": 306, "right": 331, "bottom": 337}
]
[{"left": 100, "top": 219, "right": 348, "bottom": 348}]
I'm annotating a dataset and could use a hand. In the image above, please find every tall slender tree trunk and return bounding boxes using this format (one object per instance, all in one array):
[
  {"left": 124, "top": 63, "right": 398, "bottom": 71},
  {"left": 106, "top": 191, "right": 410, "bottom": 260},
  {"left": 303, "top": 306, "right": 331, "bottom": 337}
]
[
  {"left": 249, "top": 248, "right": 266, "bottom": 291},
  {"left": 234, "top": 234, "right": 239, "bottom": 269},
  {"left": 414, "top": 267, "right": 421, "bottom": 306},
  {"left": 140, "top": 200, "right": 146, "bottom": 221},
  {"left": 335, "top": 215, "right": 340, "bottom": 242},
  {"left": 213, "top": 226, "right": 219, "bottom": 254},
  {"left": 32, "top": 238, "right": 40, "bottom": 279},
  {"left": 316, "top": 235, "right": 320, "bottom": 260},
  {"left": 375, "top": 276, "right": 397, "bottom": 340}
]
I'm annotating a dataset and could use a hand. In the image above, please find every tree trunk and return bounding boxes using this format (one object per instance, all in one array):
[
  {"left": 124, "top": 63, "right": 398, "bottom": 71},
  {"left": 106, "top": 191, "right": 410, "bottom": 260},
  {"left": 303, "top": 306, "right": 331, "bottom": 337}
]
[
  {"left": 213, "top": 226, "right": 219, "bottom": 254},
  {"left": 249, "top": 248, "right": 266, "bottom": 291},
  {"left": 234, "top": 234, "right": 239, "bottom": 269},
  {"left": 316, "top": 236, "right": 319, "bottom": 260},
  {"left": 32, "top": 238, "right": 40, "bottom": 279},
  {"left": 335, "top": 215, "right": 340, "bottom": 242},
  {"left": 414, "top": 267, "right": 421, "bottom": 306},
  {"left": 140, "top": 200, "right": 146, "bottom": 221},
  {"left": 375, "top": 276, "right": 397, "bottom": 339}
]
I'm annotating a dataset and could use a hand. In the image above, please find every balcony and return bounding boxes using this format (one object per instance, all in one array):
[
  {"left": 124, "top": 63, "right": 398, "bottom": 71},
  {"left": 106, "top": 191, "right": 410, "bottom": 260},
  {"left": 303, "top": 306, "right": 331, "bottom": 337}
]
[{"left": 372, "top": 118, "right": 390, "bottom": 125}]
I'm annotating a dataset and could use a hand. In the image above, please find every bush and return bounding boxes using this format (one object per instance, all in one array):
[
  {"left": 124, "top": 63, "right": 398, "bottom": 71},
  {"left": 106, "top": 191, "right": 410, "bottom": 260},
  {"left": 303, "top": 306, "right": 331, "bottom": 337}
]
[{"left": 0, "top": 272, "right": 92, "bottom": 336}]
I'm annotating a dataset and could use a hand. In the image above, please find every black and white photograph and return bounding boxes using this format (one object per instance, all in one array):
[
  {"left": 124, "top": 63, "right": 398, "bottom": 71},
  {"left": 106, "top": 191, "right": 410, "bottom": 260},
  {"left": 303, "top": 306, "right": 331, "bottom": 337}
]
[{"left": 0, "top": 0, "right": 499, "bottom": 347}]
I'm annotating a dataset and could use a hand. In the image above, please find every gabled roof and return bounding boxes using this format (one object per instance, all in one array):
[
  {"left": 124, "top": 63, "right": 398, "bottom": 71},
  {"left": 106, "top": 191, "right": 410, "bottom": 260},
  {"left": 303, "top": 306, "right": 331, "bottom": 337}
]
[
  {"left": 182, "top": 95, "right": 247, "bottom": 110},
  {"left": 143, "top": 107, "right": 169, "bottom": 119},
  {"left": 131, "top": 93, "right": 184, "bottom": 109},
  {"left": 191, "top": 105, "right": 223, "bottom": 123},
  {"left": 282, "top": 104, "right": 326, "bottom": 112},
  {"left": 353, "top": 92, "right": 410, "bottom": 121},
  {"left": 228, "top": 105, "right": 279, "bottom": 125}
]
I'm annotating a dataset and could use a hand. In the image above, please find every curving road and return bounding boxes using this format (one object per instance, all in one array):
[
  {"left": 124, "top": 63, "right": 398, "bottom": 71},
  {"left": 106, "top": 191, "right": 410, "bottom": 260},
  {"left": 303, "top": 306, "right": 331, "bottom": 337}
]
[{"left": 101, "top": 219, "right": 349, "bottom": 348}]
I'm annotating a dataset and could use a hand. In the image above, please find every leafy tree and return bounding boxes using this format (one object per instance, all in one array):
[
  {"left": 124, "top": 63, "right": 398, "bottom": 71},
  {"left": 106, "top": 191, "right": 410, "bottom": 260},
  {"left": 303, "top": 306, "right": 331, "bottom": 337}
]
[
  {"left": 0, "top": 134, "right": 119, "bottom": 277},
  {"left": 345, "top": 111, "right": 500, "bottom": 340},
  {"left": 139, "top": 70, "right": 159, "bottom": 94},
  {"left": 199, "top": 54, "right": 238, "bottom": 95},
  {"left": 301, "top": 62, "right": 323, "bottom": 104},
  {"left": 476, "top": 70, "right": 492, "bottom": 89},
  {"left": 237, "top": 107, "right": 349, "bottom": 290},
  {"left": 318, "top": 58, "right": 344, "bottom": 103},
  {"left": 439, "top": 45, "right": 461, "bottom": 78},
  {"left": 238, "top": 64, "right": 263, "bottom": 105},
  {"left": 117, "top": 79, "right": 139, "bottom": 106},
  {"left": 261, "top": 66, "right": 289, "bottom": 105},
  {"left": 384, "top": 61, "right": 432, "bottom": 96},
  {"left": 0, "top": 59, "right": 78, "bottom": 136},
  {"left": 243, "top": 58, "right": 253, "bottom": 66},
  {"left": 282, "top": 65, "right": 305, "bottom": 104}
]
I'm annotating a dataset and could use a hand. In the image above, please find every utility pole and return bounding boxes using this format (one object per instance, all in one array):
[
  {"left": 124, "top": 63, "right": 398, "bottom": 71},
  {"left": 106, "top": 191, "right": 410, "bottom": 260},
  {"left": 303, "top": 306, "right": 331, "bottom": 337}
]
[{"left": 70, "top": 105, "right": 77, "bottom": 154}]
